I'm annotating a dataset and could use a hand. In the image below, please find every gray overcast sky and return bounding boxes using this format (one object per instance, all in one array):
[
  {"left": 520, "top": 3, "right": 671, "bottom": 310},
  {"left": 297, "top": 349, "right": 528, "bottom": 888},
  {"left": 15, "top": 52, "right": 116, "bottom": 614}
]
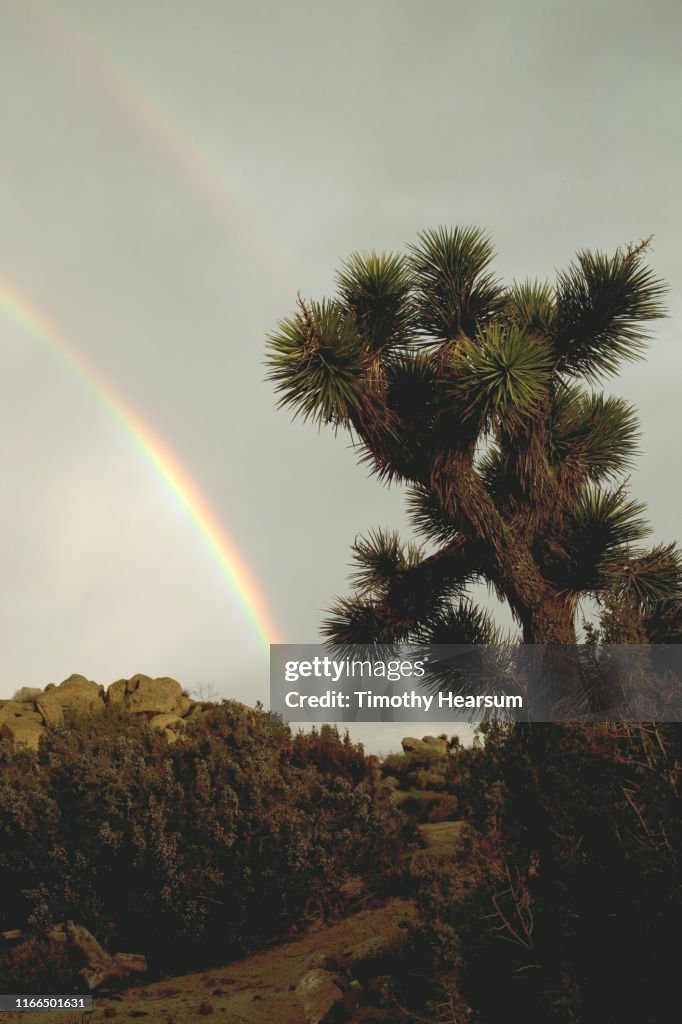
[{"left": 1, "top": 0, "right": 680, "bottom": 752}]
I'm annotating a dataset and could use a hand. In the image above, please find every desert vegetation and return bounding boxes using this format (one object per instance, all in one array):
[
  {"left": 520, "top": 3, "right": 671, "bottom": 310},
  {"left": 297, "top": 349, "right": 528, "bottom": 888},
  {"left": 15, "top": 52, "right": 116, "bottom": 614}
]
[
  {"left": 264, "top": 225, "right": 682, "bottom": 1022},
  {"left": 1, "top": 700, "right": 680, "bottom": 1022},
  {"left": 0, "top": 227, "right": 680, "bottom": 1022},
  {"left": 0, "top": 700, "right": 406, "bottom": 994},
  {"left": 267, "top": 227, "right": 680, "bottom": 715}
]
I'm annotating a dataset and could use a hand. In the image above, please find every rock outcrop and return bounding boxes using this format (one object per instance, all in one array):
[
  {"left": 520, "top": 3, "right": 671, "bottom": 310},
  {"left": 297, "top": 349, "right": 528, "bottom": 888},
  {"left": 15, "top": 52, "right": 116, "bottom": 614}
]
[
  {"left": 107, "top": 674, "right": 187, "bottom": 714},
  {"left": 401, "top": 734, "right": 449, "bottom": 756},
  {"left": 0, "top": 701, "right": 44, "bottom": 751},
  {"left": 36, "top": 674, "right": 105, "bottom": 726},
  {"left": 65, "top": 921, "right": 147, "bottom": 991},
  {"left": 0, "top": 674, "right": 212, "bottom": 751}
]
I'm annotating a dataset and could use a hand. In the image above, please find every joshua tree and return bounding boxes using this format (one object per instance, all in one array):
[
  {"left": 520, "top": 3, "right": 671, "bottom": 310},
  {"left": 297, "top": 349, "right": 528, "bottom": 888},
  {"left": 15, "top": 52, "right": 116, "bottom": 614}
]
[{"left": 266, "top": 228, "right": 680, "bottom": 666}]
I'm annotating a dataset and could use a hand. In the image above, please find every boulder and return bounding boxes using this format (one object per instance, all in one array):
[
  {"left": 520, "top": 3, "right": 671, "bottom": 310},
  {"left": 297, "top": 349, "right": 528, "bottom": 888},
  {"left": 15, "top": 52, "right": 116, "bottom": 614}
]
[
  {"left": 175, "top": 694, "right": 194, "bottom": 717},
  {"left": 65, "top": 922, "right": 109, "bottom": 966},
  {"left": 401, "top": 735, "right": 448, "bottom": 756},
  {"left": 12, "top": 687, "right": 44, "bottom": 704},
  {"left": 106, "top": 675, "right": 184, "bottom": 714},
  {"left": 149, "top": 713, "right": 187, "bottom": 743},
  {"left": 307, "top": 951, "right": 341, "bottom": 973},
  {"left": 422, "top": 735, "right": 448, "bottom": 753},
  {"left": 0, "top": 702, "right": 44, "bottom": 751},
  {"left": 0, "top": 717, "right": 44, "bottom": 751},
  {"left": 65, "top": 922, "right": 147, "bottom": 991},
  {"left": 80, "top": 952, "right": 148, "bottom": 992},
  {"left": 296, "top": 969, "right": 345, "bottom": 1024},
  {"left": 36, "top": 675, "right": 105, "bottom": 726},
  {"left": 0, "top": 701, "right": 42, "bottom": 725},
  {"left": 105, "top": 677, "right": 132, "bottom": 704}
]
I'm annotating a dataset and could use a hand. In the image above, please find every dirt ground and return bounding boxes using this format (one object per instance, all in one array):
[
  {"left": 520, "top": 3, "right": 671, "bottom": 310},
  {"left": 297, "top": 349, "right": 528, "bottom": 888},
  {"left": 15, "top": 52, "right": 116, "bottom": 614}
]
[{"left": 0, "top": 824, "right": 457, "bottom": 1024}]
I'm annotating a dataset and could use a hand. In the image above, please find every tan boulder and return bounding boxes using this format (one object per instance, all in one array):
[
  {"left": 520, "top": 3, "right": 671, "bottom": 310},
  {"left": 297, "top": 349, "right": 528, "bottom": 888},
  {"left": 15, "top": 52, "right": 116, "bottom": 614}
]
[
  {"left": 174, "top": 694, "right": 194, "bottom": 717},
  {"left": 0, "top": 701, "right": 42, "bottom": 725},
  {"left": 65, "top": 921, "right": 147, "bottom": 991},
  {"left": 401, "top": 735, "right": 448, "bottom": 756},
  {"left": 105, "top": 677, "right": 131, "bottom": 704},
  {"left": 65, "top": 922, "right": 109, "bottom": 967},
  {"left": 36, "top": 675, "right": 104, "bottom": 726},
  {"left": 296, "top": 969, "right": 344, "bottom": 1024},
  {"left": 149, "top": 713, "right": 187, "bottom": 743},
  {"left": 12, "top": 687, "right": 44, "bottom": 704},
  {"left": 106, "top": 674, "right": 184, "bottom": 714},
  {"left": 0, "top": 716, "right": 44, "bottom": 751},
  {"left": 422, "top": 735, "right": 449, "bottom": 754}
]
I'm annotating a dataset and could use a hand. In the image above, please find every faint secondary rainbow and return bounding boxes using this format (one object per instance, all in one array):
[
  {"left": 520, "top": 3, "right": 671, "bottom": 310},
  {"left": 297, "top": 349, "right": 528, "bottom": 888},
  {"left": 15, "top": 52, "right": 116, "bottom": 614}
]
[
  {"left": 24, "top": 0, "right": 293, "bottom": 286},
  {"left": 0, "top": 275, "right": 280, "bottom": 652}
]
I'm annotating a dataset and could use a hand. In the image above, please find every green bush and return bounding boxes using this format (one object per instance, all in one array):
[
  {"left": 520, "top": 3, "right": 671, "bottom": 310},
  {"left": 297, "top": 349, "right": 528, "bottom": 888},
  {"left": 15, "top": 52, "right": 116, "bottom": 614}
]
[{"left": 0, "top": 703, "right": 406, "bottom": 979}]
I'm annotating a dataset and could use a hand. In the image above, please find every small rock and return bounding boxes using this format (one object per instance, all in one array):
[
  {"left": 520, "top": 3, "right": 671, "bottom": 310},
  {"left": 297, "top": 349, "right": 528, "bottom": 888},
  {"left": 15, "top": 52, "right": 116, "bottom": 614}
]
[{"left": 296, "top": 968, "right": 345, "bottom": 1024}]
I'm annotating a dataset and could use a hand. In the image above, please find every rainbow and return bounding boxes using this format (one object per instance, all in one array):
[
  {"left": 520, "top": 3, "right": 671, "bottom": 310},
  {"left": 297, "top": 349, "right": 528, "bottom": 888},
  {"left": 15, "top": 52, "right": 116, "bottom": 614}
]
[
  {"left": 0, "top": 275, "right": 280, "bottom": 651},
  {"left": 24, "top": 0, "right": 294, "bottom": 287}
]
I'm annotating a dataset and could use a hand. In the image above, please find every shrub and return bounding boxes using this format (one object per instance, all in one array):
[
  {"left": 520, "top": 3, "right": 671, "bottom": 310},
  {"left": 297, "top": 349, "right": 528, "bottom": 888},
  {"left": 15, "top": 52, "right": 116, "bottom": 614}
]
[
  {"left": 0, "top": 938, "right": 80, "bottom": 994},
  {"left": 409, "top": 722, "right": 682, "bottom": 1024},
  {"left": 0, "top": 702, "right": 407, "bottom": 980}
]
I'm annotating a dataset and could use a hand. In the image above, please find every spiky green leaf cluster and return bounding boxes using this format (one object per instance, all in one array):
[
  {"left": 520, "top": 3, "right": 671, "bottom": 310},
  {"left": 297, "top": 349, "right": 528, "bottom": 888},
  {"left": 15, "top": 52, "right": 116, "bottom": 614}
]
[
  {"left": 549, "top": 385, "right": 640, "bottom": 483},
  {"left": 551, "top": 486, "right": 651, "bottom": 593},
  {"left": 336, "top": 251, "right": 413, "bottom": 351},
  {"left": 608, "top": 543, "right": 682, "bottom": 611},
  {"left": 349, "top": 529, "right": 424, "bottom": 595},
  {"left": 555, "top": 246, "right": 667, "bottom": 381},
  {"left": 266, "top": 299, "right": 365, "bottom": 425},
  {"left": 407, "top": 226, "right": 505, "bottom": 341},
  {"left": 504, "top": 280, "right": 556, "bottom": 334},
  {"left": 448, "top": 325, "right": 554, "bottom": 428}
]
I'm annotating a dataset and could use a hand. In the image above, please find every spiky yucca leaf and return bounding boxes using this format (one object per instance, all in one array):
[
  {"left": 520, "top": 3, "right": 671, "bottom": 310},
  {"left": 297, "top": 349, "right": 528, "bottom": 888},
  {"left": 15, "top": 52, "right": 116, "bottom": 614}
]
[
  {"left": 321, "top": 594, "right": 404, "bottom": 648},
  {"left": 572, "top": 486, "right": 650, "bottom": 551},
  {"left": 555, "top": 245, "right": 667, "bottom": 382},
  {"left": 349, "top": 529, "right": 424, "bottom": 596},
  {"left": 550, "top": 486, "right": 651, "bottom": 593},
  {"left": 336, "top": 250, "right": 413, "bottom": 351},
  {"left": 549, "top": 385, "right": 640, "bottom": 482},
  {"left": 411, "top": 603, "right": 514, "bottom": 706},
  {"left": 605, "top": 543, "right": 682, "bottom": 610},
  {"left": 407, "top": 226, "right": 504, "bottom": 342},
  {"left": 266, "top": 299, "right": 365, "bottom": 425},
  {"left": 406, "top": 484, "right": 461, "bottom": 544},
  {"left": 449, "top": 325, "right": 554, "bottom": 428},
  {"left": 504, "top": 279, "right": 556, "bottom": 334},
  {"left": 416, "top": 599, "right": 502, "bottom": 646}
]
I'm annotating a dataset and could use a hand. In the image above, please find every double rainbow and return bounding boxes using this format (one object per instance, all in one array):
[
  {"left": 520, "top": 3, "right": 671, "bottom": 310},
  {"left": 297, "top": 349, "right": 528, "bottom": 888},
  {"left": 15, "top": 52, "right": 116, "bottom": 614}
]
[
  {"left": 0, "top": 276, "right": 280, "bottom": 652},
  {"left": 3, "top": 3, "right": 294, "bottom": 650}
]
